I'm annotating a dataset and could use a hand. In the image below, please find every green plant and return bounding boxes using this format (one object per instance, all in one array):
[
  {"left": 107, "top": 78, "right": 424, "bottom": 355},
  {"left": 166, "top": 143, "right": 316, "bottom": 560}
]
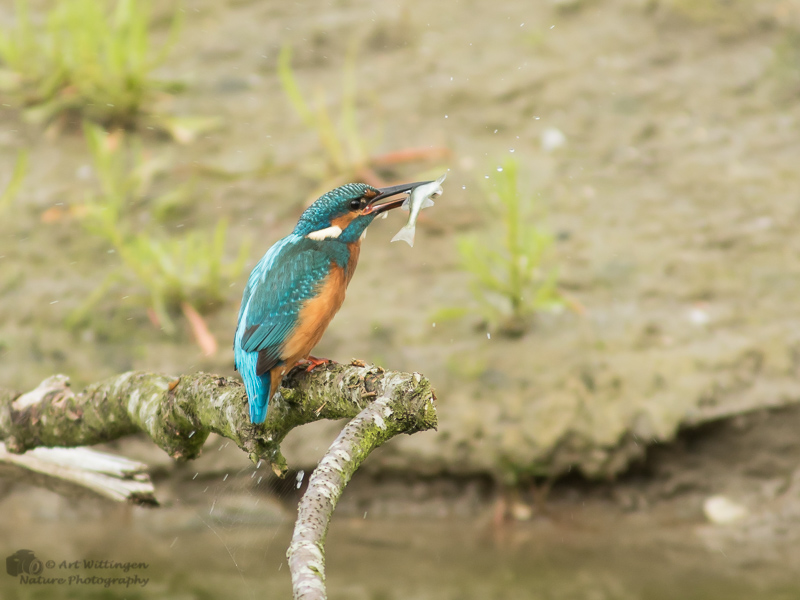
[
  {"left": 278, "top": 42, "right": 449, "bottom": 194},
  {"left": 278, "top": 41, "right": 361, "bottom": 173},
  {"left": 447, "top": 159, "right": 564, "bottom": 336},
  {"left": 69, "top": 123, "right": 249, "bottom": 340},
  {"left": 0, "top": 149, "right": 28, "bottom": 211},
  {"left": 0, "top": 0, "right": 183, "bottom": 128},
  {"left": 278, "top": 41, "right": 372, "bottom": 184}
]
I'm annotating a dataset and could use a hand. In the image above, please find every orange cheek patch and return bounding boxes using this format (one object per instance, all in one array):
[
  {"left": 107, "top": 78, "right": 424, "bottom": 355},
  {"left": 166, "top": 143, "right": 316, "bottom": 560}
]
[{"left": 331, "top": 212, "right": 359, "bottom": 231}]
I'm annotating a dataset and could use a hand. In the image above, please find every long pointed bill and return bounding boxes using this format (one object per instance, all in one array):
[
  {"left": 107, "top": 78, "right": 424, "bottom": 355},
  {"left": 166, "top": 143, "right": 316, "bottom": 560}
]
[{"left": 364, "top": 180, "right": 433, "bottom": 215}]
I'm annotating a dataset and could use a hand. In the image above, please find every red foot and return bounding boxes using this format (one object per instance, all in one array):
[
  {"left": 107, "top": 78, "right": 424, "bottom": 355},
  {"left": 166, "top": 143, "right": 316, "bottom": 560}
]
[{"left": 295, "top": 355, "right": 333, "bottom": 372}]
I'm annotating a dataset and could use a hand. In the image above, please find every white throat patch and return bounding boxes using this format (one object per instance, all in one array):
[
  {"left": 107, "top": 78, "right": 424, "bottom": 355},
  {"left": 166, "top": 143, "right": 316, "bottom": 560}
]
[{"left": 306, "top": 225, "right": 343, "bottom": 240}]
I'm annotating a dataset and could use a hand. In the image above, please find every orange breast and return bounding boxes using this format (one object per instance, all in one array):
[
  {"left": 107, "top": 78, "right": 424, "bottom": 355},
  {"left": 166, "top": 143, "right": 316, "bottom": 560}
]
[{"left": 281, "top": 263, "right": 348, "bottom": 364}]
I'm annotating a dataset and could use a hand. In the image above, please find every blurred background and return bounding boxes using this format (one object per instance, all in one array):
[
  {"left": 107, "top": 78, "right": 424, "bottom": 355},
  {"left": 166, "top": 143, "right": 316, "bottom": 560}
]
[{"left": 2, "top": 0, "right": 800, "bottom": 597}]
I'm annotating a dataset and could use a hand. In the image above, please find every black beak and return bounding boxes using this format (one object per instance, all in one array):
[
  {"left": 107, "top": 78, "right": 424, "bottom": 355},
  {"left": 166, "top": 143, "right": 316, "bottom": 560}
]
[{"left": 365, "top": 181, "right": 433, "bottom": 215}]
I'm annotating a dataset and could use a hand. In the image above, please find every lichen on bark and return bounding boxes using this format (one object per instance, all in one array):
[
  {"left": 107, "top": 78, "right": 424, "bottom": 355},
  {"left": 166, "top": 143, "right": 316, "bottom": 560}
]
[{"left": 0, "top": 362, "right": 436, "bottom": 477}]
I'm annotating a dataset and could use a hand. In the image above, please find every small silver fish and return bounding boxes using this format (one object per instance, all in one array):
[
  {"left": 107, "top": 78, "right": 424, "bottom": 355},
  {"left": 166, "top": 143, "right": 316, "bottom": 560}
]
[{"left": 391, "top": 173, "right": 446, "bottom": 247}]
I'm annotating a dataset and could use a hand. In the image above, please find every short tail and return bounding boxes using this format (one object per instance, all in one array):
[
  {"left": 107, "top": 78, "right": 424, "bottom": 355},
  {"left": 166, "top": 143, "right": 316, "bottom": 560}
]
[
  {"left": 246, "top": 376, "right": 271, "bottom": 423},
  {"left": 391, "top": 225, "right": 415, "bottom": 247},
  {"left": 237, "top": 350, "right": 274, "bottom": 424},
  {"left": 242, "top": 371, "right": 271, "bottom": 423}
]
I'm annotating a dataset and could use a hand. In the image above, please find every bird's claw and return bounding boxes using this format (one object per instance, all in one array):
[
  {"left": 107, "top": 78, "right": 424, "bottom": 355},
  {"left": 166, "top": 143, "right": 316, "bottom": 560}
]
[{"left": 296, "top": 355, "right": 333, "bottom": 372}]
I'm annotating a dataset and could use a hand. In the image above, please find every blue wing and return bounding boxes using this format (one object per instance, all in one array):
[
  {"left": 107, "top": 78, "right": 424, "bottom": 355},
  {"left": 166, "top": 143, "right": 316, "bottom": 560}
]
[
  {"left": 240, "top": 240, "right": 333, "bottom": 371},
  {"left": 234, "top": 235, "right": 333, "bottom": 422}
]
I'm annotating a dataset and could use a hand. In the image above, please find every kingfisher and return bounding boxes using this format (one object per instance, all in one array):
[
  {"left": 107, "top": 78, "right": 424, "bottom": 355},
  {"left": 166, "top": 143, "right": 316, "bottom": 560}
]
[{"left": 234, "top": 180, "right": 431, "bottom": 423}]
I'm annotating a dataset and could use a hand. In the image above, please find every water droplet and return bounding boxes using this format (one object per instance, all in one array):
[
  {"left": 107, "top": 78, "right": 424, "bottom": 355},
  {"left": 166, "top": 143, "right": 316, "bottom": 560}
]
[
  {"left": 497, "top": 167, "right": 503, "bottom": 172},
  {"left": 541, "top": 127, "right": 567, "bottom": 152},
  {"left": 296, "top": 470, "right": 305, "bottom": 489},
  {"left": 509, "top": 148, "right": 515, "bottom": 153},
  {"left": 487, "top": 333, "right": 491, "bottom": 340}
]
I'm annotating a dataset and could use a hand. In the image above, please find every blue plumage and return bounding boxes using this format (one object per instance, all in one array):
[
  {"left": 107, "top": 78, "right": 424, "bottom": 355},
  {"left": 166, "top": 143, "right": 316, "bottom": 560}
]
[
  {"left": 234, "top": 183, "right": 383, "bottom": 423},
  {"left": 235, "top": 237, "right": 337, "bottom": 422},
  {"left": 234, "top": 235, "right": 296, "bottom": 423}
]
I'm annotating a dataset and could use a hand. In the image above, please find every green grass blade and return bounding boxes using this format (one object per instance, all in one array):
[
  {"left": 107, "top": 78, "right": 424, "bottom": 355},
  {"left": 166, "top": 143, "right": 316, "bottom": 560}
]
[
  {"left": 277, "top": 44, "right": 315, "bottom": 128},
  {"left": 313, "top": 88, "right": 346, "bottom": 172},
  {"left": 0, "top": 149, "right": 28, "bottom": 211},
  {"left": 65, "top": 271, "right": 124, "bottom": 329}
]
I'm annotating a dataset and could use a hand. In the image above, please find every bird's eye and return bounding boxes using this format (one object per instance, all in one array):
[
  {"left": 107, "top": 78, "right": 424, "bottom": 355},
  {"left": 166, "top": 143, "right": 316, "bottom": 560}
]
[{"left": 349, "top": 199, "right": 362, "bottom": 210}]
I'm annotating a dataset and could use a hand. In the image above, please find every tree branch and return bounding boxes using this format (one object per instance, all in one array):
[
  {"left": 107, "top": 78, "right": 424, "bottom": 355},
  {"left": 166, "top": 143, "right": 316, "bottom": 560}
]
[
  {"left": 0, "top": 362, "right": 434, "bottom": 474},
  {"left": 287, "top": 378, "right": 437, "bottom": 599},
  {"left": 0, "top": 444, "right": 156, "bottom": 505}
]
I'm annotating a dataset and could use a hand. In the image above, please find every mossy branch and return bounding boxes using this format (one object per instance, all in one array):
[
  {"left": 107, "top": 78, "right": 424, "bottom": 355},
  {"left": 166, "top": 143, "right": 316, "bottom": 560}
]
[{"left": 0, "top": 362, "right": 437, "bottom": 477}]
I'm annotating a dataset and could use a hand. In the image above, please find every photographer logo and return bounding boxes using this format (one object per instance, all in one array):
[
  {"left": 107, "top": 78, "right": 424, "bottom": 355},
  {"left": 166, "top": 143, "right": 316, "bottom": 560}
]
[
  {"left": 5, "top": 549, "right": 149, "bottom": 588},
  {"left": 6, "top": 550, "right": 43, "bottom": 577}
]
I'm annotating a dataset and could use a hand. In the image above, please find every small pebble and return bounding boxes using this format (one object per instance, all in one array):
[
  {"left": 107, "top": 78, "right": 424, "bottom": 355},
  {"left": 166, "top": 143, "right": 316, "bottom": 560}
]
[{"left": 703, "top": 495, "right": 748, "bottom": 525}]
